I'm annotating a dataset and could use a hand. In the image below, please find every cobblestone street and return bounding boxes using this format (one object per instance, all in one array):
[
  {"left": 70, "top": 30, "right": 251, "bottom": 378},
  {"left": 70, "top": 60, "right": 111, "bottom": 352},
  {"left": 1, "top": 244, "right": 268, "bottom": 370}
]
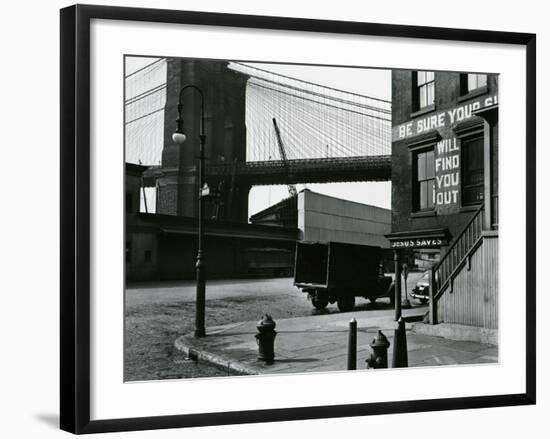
[{"left": 125, "top": 278, "right": 311, "bottom": 381}]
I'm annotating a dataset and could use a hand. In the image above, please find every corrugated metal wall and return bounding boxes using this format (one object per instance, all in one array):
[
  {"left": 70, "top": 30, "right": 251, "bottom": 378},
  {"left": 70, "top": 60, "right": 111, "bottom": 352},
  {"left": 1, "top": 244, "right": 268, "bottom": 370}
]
[
  {"left": 437, "top": 234, "right": 498, "bottom": 329},
  {"left": 298, "top": 190, "right": 391, "bottom": 248}
]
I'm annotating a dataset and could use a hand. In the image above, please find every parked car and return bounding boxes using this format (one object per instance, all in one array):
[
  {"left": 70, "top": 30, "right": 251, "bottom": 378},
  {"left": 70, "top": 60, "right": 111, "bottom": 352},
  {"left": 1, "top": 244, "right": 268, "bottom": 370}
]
[{"left": 410, "top": 270, "right": 430, "bottom": 304}]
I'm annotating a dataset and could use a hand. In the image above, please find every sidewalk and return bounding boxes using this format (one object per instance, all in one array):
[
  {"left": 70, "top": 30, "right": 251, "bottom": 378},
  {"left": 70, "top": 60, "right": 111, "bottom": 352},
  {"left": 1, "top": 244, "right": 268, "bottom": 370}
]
[{"left": 175, "top": 308, "right": 498, "bottom": 375}]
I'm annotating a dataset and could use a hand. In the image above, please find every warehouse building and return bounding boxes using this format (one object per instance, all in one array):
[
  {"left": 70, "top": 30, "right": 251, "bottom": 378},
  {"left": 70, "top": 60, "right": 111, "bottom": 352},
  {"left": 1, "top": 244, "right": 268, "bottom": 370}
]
[{"left": 125, "top": 182, "right": 391, "bottom": 281}]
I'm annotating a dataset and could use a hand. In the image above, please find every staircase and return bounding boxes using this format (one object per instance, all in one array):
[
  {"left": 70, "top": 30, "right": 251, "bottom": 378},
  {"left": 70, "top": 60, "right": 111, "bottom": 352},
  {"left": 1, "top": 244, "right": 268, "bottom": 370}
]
[{"left": 429, "top": 204, "right": 498, "bottom": 328}]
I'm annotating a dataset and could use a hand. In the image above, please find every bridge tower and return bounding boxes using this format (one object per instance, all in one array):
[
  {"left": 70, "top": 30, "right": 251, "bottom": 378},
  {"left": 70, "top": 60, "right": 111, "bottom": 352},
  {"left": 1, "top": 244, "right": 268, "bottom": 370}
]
[{"left": 156, "top": 59, "right": 250, "bottom": 222}]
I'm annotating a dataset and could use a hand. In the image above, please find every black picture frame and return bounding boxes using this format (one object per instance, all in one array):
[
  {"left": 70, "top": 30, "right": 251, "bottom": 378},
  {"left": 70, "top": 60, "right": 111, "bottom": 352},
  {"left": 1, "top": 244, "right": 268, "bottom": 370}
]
[{"left": 60, "top": 4, "right": 536, "bottom": 434}]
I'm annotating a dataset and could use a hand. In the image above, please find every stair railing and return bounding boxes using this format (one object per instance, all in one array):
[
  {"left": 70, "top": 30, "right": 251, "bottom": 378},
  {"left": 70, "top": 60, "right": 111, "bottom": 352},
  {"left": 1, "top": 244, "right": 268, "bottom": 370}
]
[{"left": 432, "top": 203, "right": 485, "bottom": 304}]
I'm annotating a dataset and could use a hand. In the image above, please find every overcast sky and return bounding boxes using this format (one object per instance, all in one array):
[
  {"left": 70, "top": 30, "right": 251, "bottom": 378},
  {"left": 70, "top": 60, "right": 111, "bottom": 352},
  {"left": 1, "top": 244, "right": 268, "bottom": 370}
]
[{"left": 125, "top": 57, "right": 392, "bottom": 216}]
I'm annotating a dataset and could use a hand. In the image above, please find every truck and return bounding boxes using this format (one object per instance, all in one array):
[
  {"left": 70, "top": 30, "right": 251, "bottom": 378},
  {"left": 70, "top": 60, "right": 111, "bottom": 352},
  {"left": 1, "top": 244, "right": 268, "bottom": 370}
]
[
  {"left": 244, "top": 247, "right": 294, "bottom": 277},
  {"left": 294, "top": 241, "right": 395, "bottom": 312}
]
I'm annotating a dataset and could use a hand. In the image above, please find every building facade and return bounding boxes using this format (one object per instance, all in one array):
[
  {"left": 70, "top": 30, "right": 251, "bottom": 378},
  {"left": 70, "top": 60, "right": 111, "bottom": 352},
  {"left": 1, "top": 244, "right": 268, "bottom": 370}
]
[
  {"left": 126, "top": 181, "right": 393, "bottom": 281},
  {"left": 126, "top": 163, "right": 159, "bottom": 281},
  {"left": 249, "top": 189, "right": 391, "bottom": 248},
  {"left": 387, "top": 70, "right": 499, "bottom": 330},
  {"left": 126, "top": 163, "right": 299, "bottom": 281},
  {"left": 297, "top": 190, "right": 390, "bottom": 248}
]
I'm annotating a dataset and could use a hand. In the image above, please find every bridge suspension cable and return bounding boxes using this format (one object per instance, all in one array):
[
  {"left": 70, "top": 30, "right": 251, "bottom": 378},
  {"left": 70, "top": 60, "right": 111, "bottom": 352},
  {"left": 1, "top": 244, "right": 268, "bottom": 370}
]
[
  {"left": 231, "top": 62, "right": 391, "bottom": 104},
  {"left": 228, "top": 62, "right": 391, "bottom": 162},
  {"left": 124, "top": 59, "right": 392, "bottom": 167},
  {"left": 124, "top": 57, "right": 167, "bottom": 166}
]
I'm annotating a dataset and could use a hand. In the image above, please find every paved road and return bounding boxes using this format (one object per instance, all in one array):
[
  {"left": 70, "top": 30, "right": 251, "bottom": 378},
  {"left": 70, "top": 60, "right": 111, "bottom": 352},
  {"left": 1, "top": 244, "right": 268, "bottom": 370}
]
[
  {"left": 126, "top": 277, "right": 302, "bottom": 308},
  {"left": 126, "top": 271, "right": 426, "bottom": 309}
]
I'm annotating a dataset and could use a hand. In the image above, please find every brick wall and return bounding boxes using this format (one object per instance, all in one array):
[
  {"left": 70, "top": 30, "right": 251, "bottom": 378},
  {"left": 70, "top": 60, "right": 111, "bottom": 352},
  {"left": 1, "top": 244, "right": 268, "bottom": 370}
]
[{"left": 390, "top": 70, "right": 499, "bottom": 242}]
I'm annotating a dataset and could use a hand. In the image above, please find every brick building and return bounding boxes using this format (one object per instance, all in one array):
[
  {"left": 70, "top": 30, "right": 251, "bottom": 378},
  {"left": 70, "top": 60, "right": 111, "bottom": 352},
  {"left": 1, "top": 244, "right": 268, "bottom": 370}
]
[{"left": 386, "top": 70, "right": 499, "bottom": 331}]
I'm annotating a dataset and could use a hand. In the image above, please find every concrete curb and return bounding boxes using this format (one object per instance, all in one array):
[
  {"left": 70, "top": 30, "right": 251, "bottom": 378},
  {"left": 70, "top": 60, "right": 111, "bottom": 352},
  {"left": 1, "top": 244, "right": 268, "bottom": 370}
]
[
  {"left": 174, "top": 335, "right": 259, "bottom": 376},
  {"left": 410, "top": 322, "right": 497, "bottom": 345}
]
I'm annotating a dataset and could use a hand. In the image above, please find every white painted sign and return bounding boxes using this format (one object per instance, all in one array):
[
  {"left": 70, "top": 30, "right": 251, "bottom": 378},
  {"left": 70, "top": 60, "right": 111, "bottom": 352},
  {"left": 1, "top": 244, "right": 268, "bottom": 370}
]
[
  {"left": 434, "top": 137, "right": 460, "bottom": 207},
  {"left": 391, "top": 238, "right": 444, "bottom": 249},
  {"left": 394, "top": 94, "right": 498, "bottom": 140}
]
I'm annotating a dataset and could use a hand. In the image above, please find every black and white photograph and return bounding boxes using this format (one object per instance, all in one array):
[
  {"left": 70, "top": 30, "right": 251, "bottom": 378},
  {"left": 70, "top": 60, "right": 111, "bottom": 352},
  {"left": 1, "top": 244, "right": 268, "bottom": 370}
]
[
  {"left": 1, "top": 0, "right": 543, "bottom": 436},
  {"left": 124, "top": 56, "right": 499, "bottom": 381}
]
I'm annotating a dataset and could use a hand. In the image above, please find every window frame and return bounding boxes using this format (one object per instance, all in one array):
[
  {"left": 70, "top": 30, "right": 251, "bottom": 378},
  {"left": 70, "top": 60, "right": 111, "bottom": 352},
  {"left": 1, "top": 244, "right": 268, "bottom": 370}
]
[
  {"left": 460, "top": 132, "right": 485, "bottom": 207},
  {"left": 412, "top": 71, "right": 435, "bottom": 113},
  {"left": 466, "top": 73, "right": 487, "bottom": 92},
  {"left": 459, "top": 73, "right": 488, "bottom": 100},
  {"left": 412, "top": 146, "right": 436, "bottom": 213}
]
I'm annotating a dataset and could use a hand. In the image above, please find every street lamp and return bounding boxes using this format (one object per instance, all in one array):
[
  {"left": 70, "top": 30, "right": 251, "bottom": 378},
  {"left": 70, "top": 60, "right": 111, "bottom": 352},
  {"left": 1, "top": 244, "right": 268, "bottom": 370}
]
[{"left": 172, "top": 85, "right": 207, "bottom": 338}]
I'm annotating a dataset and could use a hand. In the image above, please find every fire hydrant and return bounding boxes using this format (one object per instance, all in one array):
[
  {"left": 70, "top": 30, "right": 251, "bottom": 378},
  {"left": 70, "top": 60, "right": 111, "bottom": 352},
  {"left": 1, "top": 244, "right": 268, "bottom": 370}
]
[
  {"left": 255, "top": 314, "right": 277, "bottom": 365},
  {"left": 366, "top": 330, "right": 390, "bottom": 369}
]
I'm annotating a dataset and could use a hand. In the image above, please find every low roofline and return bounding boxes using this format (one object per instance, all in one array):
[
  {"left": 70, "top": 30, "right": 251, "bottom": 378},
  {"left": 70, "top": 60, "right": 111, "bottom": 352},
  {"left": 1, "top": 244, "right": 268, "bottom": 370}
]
[
  {"left": 133, "top": 212, "right": 299, "bottom": 242},
  {"left": 249, "top": 194, "right": 297, "bottom": 220},
  {"left": 300, "top": 188, "right": 390, "bottom": 213}
]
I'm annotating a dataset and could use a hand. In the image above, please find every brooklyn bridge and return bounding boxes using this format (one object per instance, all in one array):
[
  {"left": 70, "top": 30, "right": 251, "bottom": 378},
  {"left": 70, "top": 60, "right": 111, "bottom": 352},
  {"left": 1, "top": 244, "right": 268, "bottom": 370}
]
[{"left": 125, "top": 58, "right": 391, "bottom": 222}]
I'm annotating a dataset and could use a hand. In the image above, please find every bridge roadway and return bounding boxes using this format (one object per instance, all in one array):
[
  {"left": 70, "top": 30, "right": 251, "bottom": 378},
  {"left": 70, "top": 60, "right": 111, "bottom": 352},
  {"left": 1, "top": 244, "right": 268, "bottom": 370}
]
[
  {"left": 142, "top": 155, "right": 391, "bottom": 186},
  {"left": 208, "top": 155, "right": 391, "bottom": 185}
]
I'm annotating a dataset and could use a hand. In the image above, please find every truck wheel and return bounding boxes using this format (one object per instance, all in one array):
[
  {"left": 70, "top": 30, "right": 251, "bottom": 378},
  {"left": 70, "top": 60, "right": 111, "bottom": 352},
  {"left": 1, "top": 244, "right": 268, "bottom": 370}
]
[
  {"left": 311, "top": 290, "right": 329, "bottom": 310},
  {"left": 337, "top": 296, "right": 355, "bottom": 312}
]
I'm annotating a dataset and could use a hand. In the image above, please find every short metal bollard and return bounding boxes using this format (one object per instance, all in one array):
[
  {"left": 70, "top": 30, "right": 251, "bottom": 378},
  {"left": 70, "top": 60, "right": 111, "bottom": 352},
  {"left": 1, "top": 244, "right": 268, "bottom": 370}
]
[
  {"left": 401, "top": 263, "right": 411, "bottom": 309},
  {"left": 255, "top": 314, "right": 277, "bottom": 365},
  {"left": 392, "top": 317, "right": 408, "bottom": 368},
  {"left": 347, "top": 317, "right": 357, "bottom": 370},
  {"left": 366, "top": 330, "right": 390, "bottom": 369}
]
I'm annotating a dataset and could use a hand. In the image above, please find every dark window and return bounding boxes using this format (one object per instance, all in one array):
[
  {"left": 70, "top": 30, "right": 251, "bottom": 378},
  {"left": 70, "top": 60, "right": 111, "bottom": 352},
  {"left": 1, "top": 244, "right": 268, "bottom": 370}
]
[
  {"left": 460, "top": 73, "right": 487, "bottom": 95},
  {"left": 126, "top": 192, "right": 133, "bottom": 213},
  {"left": 414, "top": 71, "right": 435, "bottom": 110},
  {"left": 462, "top": 136, "right": 485, "bottom": 205},
  {"left": 144, "top": 250, "right": 152, "bottom": 263},
  {"left": 414, "top": 149, "right": 435, "bottom": 211}
]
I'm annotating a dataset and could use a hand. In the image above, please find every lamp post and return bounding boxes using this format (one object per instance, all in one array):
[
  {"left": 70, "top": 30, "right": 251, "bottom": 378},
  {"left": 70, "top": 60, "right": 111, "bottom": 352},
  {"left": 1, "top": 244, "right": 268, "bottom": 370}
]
[{"left": 172, "top": 85, "right": 207, "bottom": 338}]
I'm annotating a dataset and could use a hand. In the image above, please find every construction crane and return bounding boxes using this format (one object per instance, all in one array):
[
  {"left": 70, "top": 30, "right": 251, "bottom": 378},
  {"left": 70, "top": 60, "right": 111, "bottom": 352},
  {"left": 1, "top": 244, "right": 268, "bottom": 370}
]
[{"left": 272, "top": 118, "right": 298, "bottom": 197}]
